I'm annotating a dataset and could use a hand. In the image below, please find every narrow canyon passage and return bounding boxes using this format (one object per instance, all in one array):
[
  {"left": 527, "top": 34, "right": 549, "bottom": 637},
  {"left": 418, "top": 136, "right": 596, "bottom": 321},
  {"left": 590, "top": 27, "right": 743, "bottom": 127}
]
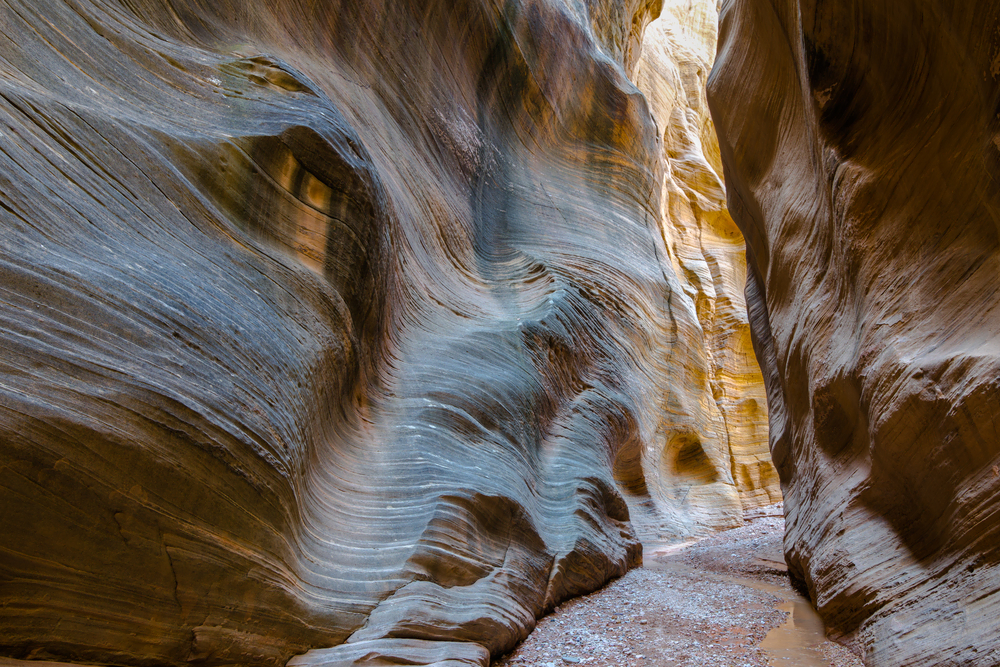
[
  {"left": 2, "top": 0, "right": 998, "bottom": 665},
  {"left": 493, "top": 505, "right": 862, "bottom": 667}
]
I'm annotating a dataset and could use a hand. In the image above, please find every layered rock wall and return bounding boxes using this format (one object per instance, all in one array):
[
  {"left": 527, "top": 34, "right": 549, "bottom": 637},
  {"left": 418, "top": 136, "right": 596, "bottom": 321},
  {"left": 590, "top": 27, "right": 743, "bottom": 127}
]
[
  {"left": 709, "top": 1, "right": 1000, "bottom": 664},
  {"left": 631, "top": 0, "right": 779, "bottom": 539},
  {"left": 0, "top": 0, "right": 771, "bottom": 665}
]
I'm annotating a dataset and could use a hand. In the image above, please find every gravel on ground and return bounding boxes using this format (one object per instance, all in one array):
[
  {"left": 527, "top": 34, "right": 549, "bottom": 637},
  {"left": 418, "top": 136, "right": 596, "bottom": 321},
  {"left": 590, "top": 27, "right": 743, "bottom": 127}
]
[{"left": 492, "top": 504, "right": 864, "bottom": 667}]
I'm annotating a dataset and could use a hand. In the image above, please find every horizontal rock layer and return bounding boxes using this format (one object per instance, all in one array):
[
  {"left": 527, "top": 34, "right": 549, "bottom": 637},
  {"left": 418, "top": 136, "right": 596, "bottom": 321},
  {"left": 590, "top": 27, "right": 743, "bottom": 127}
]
[
  {"left": 709, "top": 1, "right": 1000, "bottom": 665},
  {"left": 0, "top": 0, "right": 770, "bottom": 665}
]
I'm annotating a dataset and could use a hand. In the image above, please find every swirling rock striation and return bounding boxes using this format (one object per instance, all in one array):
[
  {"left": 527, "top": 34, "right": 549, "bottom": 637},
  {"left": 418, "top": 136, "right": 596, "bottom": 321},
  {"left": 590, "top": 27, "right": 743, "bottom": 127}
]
[
  {"left": 709, "top": 1, "right": 1000, "bottom": 665},
  {"left": 0, "top": 0, "right": 769, "bottom": 665},
  {"left": 631, "top": 0, "right": 780, "bottom": 540}
]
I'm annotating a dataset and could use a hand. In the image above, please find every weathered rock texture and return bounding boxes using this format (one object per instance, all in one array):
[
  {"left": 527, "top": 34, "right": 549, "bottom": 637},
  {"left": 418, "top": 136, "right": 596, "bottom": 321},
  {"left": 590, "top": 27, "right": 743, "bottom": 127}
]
[
  {"left": 709, "top": 1, "right": 1000, "bottom": 665},
  {"left": 630, "top": 1, "right": 779, "bottom": 539},
  {"left": 0, "top": 0, "right": 770, "bottom": 665}
]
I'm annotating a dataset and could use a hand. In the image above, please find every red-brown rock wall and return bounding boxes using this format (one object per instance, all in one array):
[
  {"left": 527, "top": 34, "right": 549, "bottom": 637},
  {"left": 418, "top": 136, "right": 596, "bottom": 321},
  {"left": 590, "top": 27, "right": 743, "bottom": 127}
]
[{"left": 708, "top": 2, "right": 1000, "bottom": 665}]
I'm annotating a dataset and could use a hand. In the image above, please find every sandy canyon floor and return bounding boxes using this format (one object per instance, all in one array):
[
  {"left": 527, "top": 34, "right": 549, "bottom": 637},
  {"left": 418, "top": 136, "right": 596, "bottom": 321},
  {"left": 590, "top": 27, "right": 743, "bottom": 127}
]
[{"left": 493, "top": 505, "right": 864, "bottom": 667}]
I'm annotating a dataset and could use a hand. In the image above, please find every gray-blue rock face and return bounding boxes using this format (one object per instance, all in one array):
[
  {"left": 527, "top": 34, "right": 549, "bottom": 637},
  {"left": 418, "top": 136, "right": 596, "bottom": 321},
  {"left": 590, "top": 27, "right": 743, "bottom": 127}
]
[{"left": 0, "top": 0, "right": 664, "bottom": 664}]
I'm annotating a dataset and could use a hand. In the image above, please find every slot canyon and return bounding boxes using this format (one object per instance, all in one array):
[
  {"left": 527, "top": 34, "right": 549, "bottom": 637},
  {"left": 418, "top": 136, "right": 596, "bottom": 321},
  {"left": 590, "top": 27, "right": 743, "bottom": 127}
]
[{"left": 0, "top": 1, "right": 996, "bottom": 666}]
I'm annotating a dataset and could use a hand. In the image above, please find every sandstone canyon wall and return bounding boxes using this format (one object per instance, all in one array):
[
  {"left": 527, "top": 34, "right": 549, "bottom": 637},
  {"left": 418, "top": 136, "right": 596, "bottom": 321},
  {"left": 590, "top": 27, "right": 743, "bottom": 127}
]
[
  {"left": 632, "top": 0, "right": 779, "bottom": 541},
  {"left": 709, "top": 1, "right": 1000, "bottom": 665},
  {"left": 0, "top": 0, "right": 774, "bottom": 665}
]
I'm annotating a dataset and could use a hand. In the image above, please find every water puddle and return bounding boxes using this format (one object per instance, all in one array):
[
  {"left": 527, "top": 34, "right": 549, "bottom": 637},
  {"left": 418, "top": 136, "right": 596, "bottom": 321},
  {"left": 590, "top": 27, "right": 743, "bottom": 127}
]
[
  {"left": 758, "top": 590, "right": 828, "bottom": 666},
  {"left": 644, "top": 550, "right": 830, "bottom": 667}
]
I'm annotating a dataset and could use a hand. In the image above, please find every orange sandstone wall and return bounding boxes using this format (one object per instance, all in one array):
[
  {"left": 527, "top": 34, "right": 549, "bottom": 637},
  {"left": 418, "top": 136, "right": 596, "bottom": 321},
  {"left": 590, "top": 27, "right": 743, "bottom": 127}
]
[{"left": 629, "top": 0, "right": 779, "bottom": 540}]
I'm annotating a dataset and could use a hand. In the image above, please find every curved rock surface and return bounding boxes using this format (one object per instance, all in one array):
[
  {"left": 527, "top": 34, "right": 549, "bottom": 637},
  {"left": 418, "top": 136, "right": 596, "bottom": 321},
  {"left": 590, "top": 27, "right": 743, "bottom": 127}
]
[
  {"left": 632, "top": 0, "right": 779, "bottom": 540},
  {"left": 709, "top": 1, "right": 1000, "bottom": 665},
  {"left": 0, "top": 0, "right": 770, "bottom": 665}
]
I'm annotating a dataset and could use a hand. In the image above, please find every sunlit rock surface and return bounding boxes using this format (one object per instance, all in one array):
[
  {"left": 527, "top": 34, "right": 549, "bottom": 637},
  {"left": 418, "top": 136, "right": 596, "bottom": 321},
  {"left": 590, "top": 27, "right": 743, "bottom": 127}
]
[
  {"left": 709, "top": 1, "right": 1000, "bottom": 665},
  {"left": 0, "top": 0, "right": 768, "bottom": 665},
  {"left": 629, "top": 0, "right": 779, "bottom": 540}
]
